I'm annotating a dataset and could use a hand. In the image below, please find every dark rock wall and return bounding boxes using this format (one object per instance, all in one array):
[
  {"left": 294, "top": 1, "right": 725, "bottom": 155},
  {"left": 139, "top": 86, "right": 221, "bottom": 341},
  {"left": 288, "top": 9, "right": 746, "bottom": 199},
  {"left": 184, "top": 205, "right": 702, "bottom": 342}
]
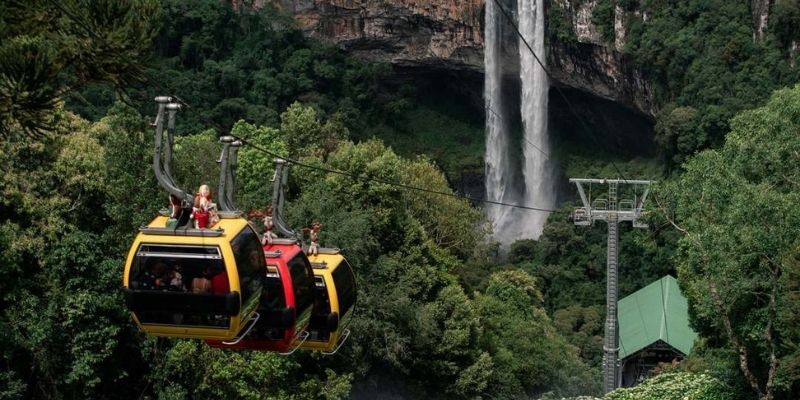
[
  {"left": 264, "top": 0, "right": 656, "bottom": 117},
  {"left": 270, "top": 0, "right": 485, "bottom": 69},
  {"left": 549, "top": 39, "right": 654, "bottom": 118}
]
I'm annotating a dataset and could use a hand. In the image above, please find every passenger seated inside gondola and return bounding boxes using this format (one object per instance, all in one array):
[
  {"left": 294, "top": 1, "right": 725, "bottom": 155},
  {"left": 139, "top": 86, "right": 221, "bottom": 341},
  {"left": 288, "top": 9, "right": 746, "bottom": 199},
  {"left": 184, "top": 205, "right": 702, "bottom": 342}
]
[
  {"left": 134, "top": 264, "right": 156, "bottom": 290},
  {"left": 129, "top": 249, "right": 231, "bottom": 328},
  {"left": 192, "top": 266, "right": 213, "bottom": 293},
  {"left": 153, "top": 263, "right": 169, "bottom": 290},
  {"left": 308, "top": 295, "right": 332, "bottom": 341},
  {"left": 211, "top": 269, "right": 229, "bottom": 294},
  {"left": 169, "top": 263, "right": 184, "bottom": 291}
]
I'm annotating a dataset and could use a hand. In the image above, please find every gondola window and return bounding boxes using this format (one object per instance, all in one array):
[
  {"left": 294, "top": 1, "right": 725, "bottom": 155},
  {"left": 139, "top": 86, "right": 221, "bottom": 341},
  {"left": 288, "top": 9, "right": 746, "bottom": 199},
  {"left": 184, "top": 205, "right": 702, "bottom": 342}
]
[{"left": 129, "top": 244, "right": 230, "bottom": 328}]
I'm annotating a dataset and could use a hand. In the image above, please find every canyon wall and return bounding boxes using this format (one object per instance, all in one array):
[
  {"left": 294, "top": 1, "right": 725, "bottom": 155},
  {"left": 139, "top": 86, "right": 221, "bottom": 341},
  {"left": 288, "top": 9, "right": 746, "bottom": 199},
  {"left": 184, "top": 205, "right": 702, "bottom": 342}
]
[
  {"left": 265, "top": 0, "right": 656, "bottom": 116},
  {"left": 548, "top": 0, "right": 655, "bottom": 116},
  {"left": 269, "top": 0, "right": 485, "bottom": 69}
]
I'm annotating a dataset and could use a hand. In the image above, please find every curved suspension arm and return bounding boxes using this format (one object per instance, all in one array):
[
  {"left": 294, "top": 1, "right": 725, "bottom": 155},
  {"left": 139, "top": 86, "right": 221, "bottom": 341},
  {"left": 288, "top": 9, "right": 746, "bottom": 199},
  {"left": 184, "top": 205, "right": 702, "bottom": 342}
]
[
  {"left": 164, "top": 105, "right": 178, "bottom": 183},
  {"left": 228, "top": 139, "right": 241, "bottom": 211},
  {"left": 153, "top": 96, "right": 193, "bottom": 205},
  {"left": 216, "top": 136, "right": 242, "bottom": 213},
  {"left": 271, "top": 159, "right": 300, "bottom": 240}
]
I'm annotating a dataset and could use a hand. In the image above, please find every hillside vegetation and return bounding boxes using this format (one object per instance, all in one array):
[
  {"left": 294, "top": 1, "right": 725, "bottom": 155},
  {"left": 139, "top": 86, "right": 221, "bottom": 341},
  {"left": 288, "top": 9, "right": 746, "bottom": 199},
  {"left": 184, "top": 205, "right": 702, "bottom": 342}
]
[{"left": 1, "top": 1, "right": 799, "bottom": 399}]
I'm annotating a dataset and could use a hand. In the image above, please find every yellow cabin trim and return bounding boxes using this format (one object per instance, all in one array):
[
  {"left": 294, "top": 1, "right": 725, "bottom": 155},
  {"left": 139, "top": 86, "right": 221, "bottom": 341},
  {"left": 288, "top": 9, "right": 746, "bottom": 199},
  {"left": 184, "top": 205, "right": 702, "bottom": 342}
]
[
  {"left": 123, "top": 216, "right": 259, "bottom": 340},
  {"left": 302, "top": 253, "right": 352, "bottom": 351}
]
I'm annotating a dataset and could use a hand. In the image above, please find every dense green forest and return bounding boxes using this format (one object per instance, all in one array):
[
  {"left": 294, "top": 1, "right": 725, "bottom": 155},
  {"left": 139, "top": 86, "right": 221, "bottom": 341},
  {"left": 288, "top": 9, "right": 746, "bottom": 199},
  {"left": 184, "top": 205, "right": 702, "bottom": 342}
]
[{"left": 1, "top": 0, "right": 799, "bottom": 399}]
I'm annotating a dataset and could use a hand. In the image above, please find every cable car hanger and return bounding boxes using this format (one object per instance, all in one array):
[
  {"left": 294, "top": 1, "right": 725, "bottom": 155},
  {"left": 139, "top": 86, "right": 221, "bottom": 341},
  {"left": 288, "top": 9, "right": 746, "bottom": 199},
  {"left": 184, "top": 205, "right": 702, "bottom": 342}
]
[
  {"left": 123, "top": 97, "right": 268, "bottom": 342},
  {"left": 146, "top": 97, "right": 244, "bottom": 236},
  {"left": 148, "top": 96, "right": 220, "bottom": 236},
  {"left": 216, "top": 135, "right": 243, "bottom": 218},
  {"left": 268, "top": 159, "right": 341, "bottom": 255},
  {"left": 153, "top": 96, "right": 192, "bottom": 206},
  {"left": 270, "top": 158, "right": 302, "bottom": 242}
]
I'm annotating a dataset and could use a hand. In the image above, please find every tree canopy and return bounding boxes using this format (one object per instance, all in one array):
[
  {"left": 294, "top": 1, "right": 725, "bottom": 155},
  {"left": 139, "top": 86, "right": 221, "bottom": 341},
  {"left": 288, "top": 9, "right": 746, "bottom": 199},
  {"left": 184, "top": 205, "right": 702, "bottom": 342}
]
[
  {"left": 2, "top": 1, "right": 800, "bottom": 399},
  {"left": 664, "top": 85, "right": 800, "bottom": 399},
  {"left": 0, "top": 0, "right": 161, "bottom": 139}
]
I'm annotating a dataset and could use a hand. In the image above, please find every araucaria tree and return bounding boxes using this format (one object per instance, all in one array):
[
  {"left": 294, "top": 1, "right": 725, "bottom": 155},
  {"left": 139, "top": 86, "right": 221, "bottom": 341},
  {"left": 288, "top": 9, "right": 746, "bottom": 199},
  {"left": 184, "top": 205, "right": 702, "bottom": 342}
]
[
  {"left": 665, "top": 85, "right": 800, "bottom": 400},
  {"left": 0, "top": 0, "right": 161, "bottom": 139}
]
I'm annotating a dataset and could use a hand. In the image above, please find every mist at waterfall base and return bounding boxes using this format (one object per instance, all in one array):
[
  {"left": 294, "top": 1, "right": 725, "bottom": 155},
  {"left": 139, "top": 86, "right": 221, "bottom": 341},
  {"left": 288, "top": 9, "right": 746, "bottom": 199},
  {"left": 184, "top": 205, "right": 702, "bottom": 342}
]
[{"left": 485, "top": 0, "right": 556, "bottom": 246}]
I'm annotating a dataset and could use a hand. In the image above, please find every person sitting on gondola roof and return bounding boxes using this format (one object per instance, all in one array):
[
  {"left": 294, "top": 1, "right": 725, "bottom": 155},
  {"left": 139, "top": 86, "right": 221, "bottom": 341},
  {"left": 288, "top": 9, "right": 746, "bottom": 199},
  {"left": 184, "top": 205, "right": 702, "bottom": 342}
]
[
  {"left": 191, "top": 184, "right": 213, "bottom": 229},
  {"left": 247, "top": 205, "right": 277, "bottom": 245},
  {"left": 303, "top": 222, "right": 322, "bottom": 256},
  {"left": 262, "top": 205, "right": 277, "bottom": 245},
  {"left": 169, "top": 194, "right": 181, "bottom": 218}
]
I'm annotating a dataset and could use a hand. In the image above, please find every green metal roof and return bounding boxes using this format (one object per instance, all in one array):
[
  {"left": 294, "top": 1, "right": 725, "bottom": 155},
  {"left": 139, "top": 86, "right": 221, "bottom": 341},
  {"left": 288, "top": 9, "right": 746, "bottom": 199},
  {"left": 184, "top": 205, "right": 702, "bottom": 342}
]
[{"left": 618, "top": 275, "right": 697, "bottom": 359}]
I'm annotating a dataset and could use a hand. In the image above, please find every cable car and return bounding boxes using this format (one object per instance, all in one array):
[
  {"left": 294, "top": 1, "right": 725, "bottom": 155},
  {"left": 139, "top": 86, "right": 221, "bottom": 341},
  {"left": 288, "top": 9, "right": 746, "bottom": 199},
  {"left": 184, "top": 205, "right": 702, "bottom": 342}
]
[
  {"left": 123, "top": 216, "right": 264, "bottom": 340},
  {"left": 206, "top": 159, "right": 357, "bottom": 354},
  {"left": 300, "top": 249, "right": 356, "bottom": 354},
  {"left": 123, "top": 96, "right": 262, "bottom": 341},
  {"left": 206, "top": 239, "right": 316, "bottom": 353}
]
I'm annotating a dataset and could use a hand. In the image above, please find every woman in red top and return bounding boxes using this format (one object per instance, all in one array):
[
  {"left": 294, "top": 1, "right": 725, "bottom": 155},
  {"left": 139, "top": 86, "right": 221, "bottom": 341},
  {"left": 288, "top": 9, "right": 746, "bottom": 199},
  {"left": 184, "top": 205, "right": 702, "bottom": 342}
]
[
  {"left": 192, "top": 185, "right": 212, "bottom": 229},
  {"left": 211, "top": 270, "right": 229, "bottom": 294}
]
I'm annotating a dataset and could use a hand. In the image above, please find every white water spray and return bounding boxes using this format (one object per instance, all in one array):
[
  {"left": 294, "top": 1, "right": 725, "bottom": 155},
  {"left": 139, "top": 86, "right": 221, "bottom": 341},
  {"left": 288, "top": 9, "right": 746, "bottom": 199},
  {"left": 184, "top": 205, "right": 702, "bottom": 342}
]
[
  {"left": 518, "top": 0, "right": 555, "bottom": 238},
  {"left": 484, "top": 0, "right": 555, "bottom": 245},
  {"left": 485, "top": 0, "right": 523, "bottom": 244}
]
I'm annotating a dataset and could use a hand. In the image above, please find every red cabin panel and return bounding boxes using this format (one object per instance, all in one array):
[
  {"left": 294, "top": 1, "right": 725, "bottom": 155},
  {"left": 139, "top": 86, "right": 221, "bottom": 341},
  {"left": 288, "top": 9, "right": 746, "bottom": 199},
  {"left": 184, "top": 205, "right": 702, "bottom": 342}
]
[{"left": 206, "top": 241, "right": 315, "bottom": 352}]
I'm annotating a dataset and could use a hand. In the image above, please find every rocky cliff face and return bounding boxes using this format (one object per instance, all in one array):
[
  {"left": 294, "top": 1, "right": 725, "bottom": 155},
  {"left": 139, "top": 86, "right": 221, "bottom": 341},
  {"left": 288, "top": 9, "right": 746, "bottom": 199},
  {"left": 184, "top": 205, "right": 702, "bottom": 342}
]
[
  {"left": 269, "top": 0, "right": 484, "bottom": 69},
  {"left": 548, "top": 0, "right": 655, "bottom": 117},
  {"left": 266, "top": 0, "right": 655, "bottom": 116}
]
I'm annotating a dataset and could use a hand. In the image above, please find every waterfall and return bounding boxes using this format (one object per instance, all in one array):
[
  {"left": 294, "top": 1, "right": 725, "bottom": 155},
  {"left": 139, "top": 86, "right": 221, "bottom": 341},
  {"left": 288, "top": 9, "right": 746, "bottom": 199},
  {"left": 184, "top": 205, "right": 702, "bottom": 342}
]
[
  {"left": 484, "top": 0, "right": 554, "bottom": 245},
  {"left": 518, "top": 0, "right": 555, "bottom": 238},
  {"left": 485, "top": 0, "right": 522, "bottom": 244}
]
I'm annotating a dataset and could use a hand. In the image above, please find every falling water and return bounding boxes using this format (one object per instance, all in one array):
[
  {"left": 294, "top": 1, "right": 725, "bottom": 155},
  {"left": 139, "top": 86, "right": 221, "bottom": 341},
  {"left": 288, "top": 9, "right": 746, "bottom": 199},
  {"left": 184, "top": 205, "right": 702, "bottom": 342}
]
[
  {"left": 485, "top": 0, "right": 524, "bottom": 244},
  {"left": 484, "top": 0, "right": 554, "bottom": 245},
  {"left": 518, "top": 0, "right": 555, "bottom": 238}
]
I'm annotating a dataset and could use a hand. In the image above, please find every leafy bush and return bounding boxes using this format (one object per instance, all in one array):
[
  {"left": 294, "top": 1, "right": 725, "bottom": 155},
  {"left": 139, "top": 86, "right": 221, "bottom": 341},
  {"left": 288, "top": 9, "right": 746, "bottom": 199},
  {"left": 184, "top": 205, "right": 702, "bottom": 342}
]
[
  {"left": 591, "top": 0, "right": 616, "bottom": 42},
  {"left": 604, "top": 372, "right": 733, "bottom": 400}
]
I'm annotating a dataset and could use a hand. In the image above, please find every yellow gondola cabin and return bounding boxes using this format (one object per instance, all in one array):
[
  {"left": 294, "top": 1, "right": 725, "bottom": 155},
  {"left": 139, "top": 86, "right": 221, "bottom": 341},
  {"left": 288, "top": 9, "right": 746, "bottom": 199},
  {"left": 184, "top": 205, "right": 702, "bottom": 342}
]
[
  {"left": 123, "top": 216, "right": 263, "bottom": 340},
  {"left": 301, "top": 250, "right": 357, "bottom": 354}
]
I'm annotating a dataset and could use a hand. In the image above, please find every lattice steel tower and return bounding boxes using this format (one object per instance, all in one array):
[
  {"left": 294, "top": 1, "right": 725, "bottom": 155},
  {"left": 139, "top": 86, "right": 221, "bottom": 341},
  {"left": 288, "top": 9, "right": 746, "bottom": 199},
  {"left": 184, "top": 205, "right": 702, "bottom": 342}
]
[{"left": 569, "top": 178, "right": 651, "bottom": 394}]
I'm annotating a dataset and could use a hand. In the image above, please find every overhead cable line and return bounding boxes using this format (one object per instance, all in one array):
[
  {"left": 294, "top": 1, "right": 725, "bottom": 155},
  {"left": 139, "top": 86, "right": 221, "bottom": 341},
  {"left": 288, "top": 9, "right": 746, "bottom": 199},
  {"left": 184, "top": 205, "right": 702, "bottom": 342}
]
[
  {"left": 141, "top": 78, "right": 560, "bottom": 213},
  {"left": 485, "top": 104, "right": 552, "bottom": 161},
  {"left": 138, "top": 48, "right": 559, "bottom": 212},
  {"left": 228, "top": 132, "right": 558, "bottom": 213}
]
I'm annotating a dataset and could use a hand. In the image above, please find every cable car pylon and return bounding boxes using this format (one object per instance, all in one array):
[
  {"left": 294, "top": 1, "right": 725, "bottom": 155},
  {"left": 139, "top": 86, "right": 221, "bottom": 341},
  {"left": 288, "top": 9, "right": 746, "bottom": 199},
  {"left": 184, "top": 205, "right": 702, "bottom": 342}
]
[{"left": 569, "top": 178, "right": 651, "bottom": 394}]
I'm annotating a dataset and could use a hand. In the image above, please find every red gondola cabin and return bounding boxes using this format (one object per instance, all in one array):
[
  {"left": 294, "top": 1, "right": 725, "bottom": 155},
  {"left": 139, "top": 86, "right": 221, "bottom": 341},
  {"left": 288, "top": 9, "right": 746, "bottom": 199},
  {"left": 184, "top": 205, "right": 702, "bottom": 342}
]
[{"left": 206, "top": 239, "right": 315, "bottom": 353}]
